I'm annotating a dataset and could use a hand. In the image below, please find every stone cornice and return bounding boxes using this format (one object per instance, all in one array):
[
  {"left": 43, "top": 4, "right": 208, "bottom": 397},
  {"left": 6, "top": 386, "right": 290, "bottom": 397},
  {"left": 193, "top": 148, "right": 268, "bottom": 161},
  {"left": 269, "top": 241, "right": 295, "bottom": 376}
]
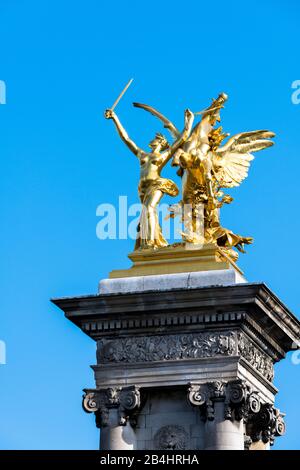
[{"left": 52, "top": 283, "right": 299, "bottom": 357}]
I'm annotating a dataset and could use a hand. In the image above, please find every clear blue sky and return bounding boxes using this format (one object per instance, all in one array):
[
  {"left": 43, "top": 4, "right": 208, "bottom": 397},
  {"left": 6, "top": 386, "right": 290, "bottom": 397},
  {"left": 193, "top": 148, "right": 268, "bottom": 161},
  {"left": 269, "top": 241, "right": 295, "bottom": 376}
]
[{"left": 0, "top": 0, "right": 299, "bottom": 450}]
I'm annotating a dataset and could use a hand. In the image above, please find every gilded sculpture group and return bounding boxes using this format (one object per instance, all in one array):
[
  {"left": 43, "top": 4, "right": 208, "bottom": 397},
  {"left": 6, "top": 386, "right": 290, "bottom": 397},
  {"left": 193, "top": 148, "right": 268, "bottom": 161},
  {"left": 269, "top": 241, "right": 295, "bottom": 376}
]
[{"left": 105, "top": 89, "right": 274, "bottom": 262}]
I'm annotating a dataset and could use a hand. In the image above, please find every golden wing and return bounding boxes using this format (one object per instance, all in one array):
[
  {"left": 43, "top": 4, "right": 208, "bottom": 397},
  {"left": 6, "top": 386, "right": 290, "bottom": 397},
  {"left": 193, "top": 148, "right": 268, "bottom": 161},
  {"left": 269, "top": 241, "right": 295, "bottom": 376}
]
[
  {"left": 133, "top": 102, "right": 180, "bottom": 139},
  {"left": 212, "top": 130, "right": 275, "bottom": 188}
]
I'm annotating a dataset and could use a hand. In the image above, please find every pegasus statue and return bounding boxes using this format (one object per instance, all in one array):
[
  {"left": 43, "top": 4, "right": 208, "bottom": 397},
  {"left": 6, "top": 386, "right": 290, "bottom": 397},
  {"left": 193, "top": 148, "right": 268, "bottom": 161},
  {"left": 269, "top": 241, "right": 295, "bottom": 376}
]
[{"left": 133, "top": 93, "right": 274, "bottom": 262}]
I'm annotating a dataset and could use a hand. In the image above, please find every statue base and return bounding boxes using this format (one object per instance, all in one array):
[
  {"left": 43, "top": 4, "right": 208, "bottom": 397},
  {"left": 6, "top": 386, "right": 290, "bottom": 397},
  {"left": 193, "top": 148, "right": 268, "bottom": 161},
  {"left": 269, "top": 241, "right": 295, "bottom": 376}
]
[
  {"left": 100, "top": 268, "right": 245, "bottom": 294},
  {"left": 109, "top": 243, "right": 242, "bottom": 279},
  {"left": 52, "top": 276, "right": 300, "bottom": 450}
]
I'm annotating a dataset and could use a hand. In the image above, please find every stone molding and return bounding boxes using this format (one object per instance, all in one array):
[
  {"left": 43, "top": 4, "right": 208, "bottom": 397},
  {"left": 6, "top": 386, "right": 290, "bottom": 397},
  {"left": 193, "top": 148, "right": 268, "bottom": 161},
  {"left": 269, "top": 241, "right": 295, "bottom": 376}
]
[
  {"left": 82, "top": 385, "right": 140, "bottom": 428},
  {"left": 97, "top": 331, "right": 274, "bottom": 382},
  {"left": 52, "top": 283, "right": 300, "bottom": 358},
  {"left": 83, "top": 311, "right": 246, "bottom": 335}
]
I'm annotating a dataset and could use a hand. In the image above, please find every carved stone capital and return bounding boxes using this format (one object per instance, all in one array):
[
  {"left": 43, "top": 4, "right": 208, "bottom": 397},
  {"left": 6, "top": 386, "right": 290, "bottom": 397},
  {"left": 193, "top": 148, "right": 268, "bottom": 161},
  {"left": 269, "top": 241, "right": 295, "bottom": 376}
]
[
  {"left": 82, "top": 386, "right": 140, "bottom": 428},
  {"left": 246, "top": 403, "right": 286, "bottom": 446},
  {"left": 188, "top": 381, "right": 227, "bottom": 421},
  {"left": 224, "top": 380, "right": 258, "bottom": 421},
  {"left": 188, "top": 380, "right": 263, "bottom": 423}
]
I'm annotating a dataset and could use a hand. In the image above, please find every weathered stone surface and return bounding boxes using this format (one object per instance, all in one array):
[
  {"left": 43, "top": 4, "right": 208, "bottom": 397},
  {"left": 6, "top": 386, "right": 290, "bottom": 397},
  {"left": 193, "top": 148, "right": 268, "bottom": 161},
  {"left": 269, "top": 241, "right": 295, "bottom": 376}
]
[
  {"left": 53, "top": 283, "right": 300, "bottom": 358},
  {"left": 97, "top": 331, "right": 274, "bottom": 382},
  {"left": 52, "top": 280, "right": 300, "bottom": 450},
  {"left": 81, "top": 380, "right": 286, "bottom": 450},
  {"left": 99, "top": 269, "right": 245, "bottom": 294},
  {"left": 153, "top": 425, "right": 188, "bottom": 450}
]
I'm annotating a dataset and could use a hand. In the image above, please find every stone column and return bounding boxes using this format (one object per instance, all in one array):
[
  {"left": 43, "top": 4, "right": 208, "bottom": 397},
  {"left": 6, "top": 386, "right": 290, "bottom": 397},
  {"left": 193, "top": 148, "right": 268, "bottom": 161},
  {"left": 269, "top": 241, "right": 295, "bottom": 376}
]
[
  {"left": 99, "top": 408, "right": 137, "bottom": 450},
  {"left": 188, "top": 380, "right": 284, "bottom": 450},
  {"left": 188, "top": 381, "right": 244, "bottom": 450},
  {"left": 83, "top": 386, "right": 140, "bottom": 450},
  {"left": 204, "top": 401, "right": 244, "bottom": 450}
]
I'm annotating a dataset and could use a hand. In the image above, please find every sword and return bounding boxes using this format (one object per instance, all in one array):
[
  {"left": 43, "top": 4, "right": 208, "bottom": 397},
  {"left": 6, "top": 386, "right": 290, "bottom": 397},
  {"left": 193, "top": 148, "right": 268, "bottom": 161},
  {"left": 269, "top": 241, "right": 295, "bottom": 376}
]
[{"left": 110, "top": 78, "right": 134, "bottom": 112}]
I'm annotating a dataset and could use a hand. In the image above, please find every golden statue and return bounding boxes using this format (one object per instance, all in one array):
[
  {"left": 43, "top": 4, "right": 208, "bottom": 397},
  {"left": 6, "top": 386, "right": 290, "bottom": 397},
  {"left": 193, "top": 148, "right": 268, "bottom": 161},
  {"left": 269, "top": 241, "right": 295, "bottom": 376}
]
[
  {"left": 104, "top": 82, "right": 274, "bottom": 270},
  {"left": 104, "top": 107, "right": 194, "bottom": 249},
  {"left": 134, "top": 93, "right": 274, "bottom": 262}
]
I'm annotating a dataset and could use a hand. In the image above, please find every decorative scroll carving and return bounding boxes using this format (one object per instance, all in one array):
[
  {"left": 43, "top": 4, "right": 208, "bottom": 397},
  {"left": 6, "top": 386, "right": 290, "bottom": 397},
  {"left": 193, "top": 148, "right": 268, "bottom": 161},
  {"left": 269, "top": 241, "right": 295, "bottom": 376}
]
[
  {"left": 154, "top": 425, "right": 188, "bottom": 450},
  {"left": 189, "top": 380, "right": 260, "bottom": 422},
  {"left": 246, "top": 403, "right": 286, "bottom": 446},
  {"left": 97, "top": 331, "right": 274, "bottom": 382},
  {"left": 188, "top": 384, "right": 214, "bottom": 421},
  {"left": 248, "top": 393, "right": 262, "bottom": 414},
  {"left": 224, "top": 380, "right": 261, "bottom": 421},
  {"left": 98, "top": 332, "right": 235, "bottom": 362},
  {"left": 188, "top": 384, "right": 208, "bottom": 407},
  {"left": 82, "top": 392, "right": 98, "bottom": 413},
  {"left": 237, "top": 333, "right": 274, "bottom": 382},
  {"left": 188, "top": 381, "right": 228, "bottom": 421},
  {"left": 82, "top": 386, "right": 140, "bottom": 428},
  {"left": 188, "top": 380, "right": 285, "bottom": 446},
  {"left": 119, "top": 387, "right": 141, "bottom": 426}
]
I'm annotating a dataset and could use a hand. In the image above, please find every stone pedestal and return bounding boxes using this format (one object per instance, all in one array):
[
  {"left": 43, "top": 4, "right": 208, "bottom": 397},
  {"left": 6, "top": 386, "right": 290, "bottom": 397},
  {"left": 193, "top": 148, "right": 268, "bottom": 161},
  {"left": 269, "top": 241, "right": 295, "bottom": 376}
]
[
  {"left": 109, "top": 244, "right": 242, "bottom": 278},
  {"left": 52, "top": 272, "right": 300, "bottom": 450}
]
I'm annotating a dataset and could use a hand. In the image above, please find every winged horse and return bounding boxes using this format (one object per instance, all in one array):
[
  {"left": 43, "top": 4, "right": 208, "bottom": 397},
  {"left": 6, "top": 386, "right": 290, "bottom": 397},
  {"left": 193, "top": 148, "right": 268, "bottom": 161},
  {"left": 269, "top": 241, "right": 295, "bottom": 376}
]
[{"left": 133, "top": 94, "right": 274, "bottom": 261}]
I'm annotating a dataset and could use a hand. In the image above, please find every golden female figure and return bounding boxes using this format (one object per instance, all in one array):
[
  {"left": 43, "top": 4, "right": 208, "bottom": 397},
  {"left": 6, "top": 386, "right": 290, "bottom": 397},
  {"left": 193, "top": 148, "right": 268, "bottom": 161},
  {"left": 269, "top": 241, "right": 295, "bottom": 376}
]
[
  {"left": 105, "top": 108, "right": 194, "bottom": 249},
  {"left": 134, "top": 95, "right": 274, "bottom": 261}
]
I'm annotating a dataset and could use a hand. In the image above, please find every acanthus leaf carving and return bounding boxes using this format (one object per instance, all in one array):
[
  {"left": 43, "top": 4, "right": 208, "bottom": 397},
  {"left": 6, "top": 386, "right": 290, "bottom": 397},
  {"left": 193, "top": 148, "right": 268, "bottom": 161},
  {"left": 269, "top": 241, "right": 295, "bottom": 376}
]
[
  {"left": 237, "top": 333, "right": 274, "bottom": 382},
  {"left": 247, "top": 403, "right": 286, "bottom": 446},
  {"left": 97, "top": 331, "right": 274, "bottom": 382},
  {"left": 188, "top": 380, "right": 263, "bottom": 424},
  {"left": 98, "top": 331, "right": 236, "bottom": 364}
]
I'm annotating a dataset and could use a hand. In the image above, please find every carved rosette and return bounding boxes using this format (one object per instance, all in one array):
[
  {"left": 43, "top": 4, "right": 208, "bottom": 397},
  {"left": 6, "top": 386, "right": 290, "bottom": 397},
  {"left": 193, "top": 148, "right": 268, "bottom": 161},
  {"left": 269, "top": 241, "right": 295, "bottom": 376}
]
[
  {"left": 82, "top": 385, "right": 140, "bottom": 428},
  {"left": 188, "top": 380, "right": 285, "bottom": 447}
]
